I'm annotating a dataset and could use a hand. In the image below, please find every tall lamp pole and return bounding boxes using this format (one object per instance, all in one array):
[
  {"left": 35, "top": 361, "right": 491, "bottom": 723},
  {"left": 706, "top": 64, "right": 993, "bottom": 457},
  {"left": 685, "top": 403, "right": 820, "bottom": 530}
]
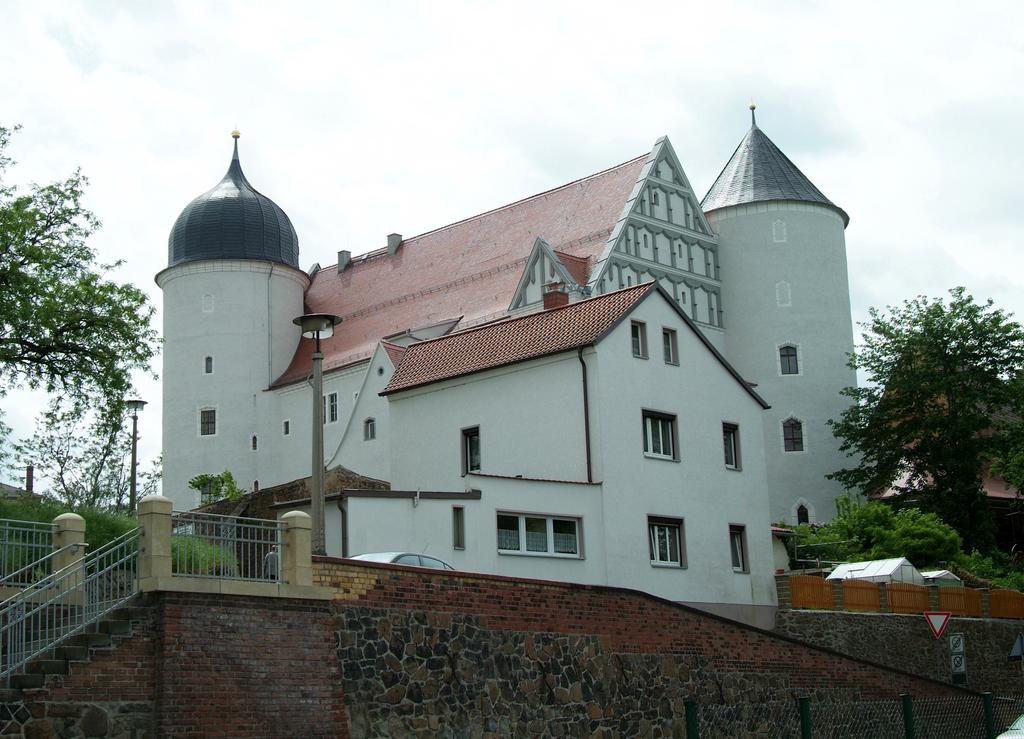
[
  {"left": 293, "top": 313, "right": 341, "bottom": 555},
  {"left": 125, "top": 399, "right": 147, "bottom": 512}
]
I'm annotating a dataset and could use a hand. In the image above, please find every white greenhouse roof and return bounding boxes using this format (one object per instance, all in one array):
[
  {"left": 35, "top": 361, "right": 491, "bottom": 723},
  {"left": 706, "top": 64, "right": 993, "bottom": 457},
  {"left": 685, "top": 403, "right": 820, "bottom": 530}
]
[{"left": 826, "top": 558, "right": 919, "bottom": 581}]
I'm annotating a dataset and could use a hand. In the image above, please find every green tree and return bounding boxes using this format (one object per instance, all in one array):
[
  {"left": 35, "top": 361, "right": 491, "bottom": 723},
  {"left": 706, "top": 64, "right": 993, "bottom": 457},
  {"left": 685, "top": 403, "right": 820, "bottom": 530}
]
[
  {"left": 13, "top": 400, "right": 161, "bottom": 510},
  {"left": 188, "top": 470, "right": 245, "bottom": 506},
  {"left": 795, "top": 497, "right": 962, "bottom": 568},
  {"left": 0, "top": 125, "right": 156, "bottom": 423},
  {"left": 829, "top": 288, "right": 1024, "bottom": 552}
]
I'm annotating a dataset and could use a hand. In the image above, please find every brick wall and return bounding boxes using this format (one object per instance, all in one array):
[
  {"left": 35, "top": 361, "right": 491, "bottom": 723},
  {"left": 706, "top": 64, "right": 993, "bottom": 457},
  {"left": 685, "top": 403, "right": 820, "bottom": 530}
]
[{"left": 154, "top": 592, "right": 348, "bottom": 738}]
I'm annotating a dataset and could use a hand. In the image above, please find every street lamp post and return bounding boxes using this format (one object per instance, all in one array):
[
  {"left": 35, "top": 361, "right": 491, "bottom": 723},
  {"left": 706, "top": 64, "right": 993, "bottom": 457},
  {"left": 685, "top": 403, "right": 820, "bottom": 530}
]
[
  {"left": 125, "top": 399, "right": 147, "bottom": 513},
  {"left": 293, "top": 313, "right": 341, "bottom": 555}
]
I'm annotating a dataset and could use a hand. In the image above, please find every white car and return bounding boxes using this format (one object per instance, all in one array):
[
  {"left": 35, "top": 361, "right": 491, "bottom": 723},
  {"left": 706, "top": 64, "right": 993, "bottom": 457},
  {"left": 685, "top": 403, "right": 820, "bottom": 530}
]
[
  {"left": 998, "top": 715, "right": 1024, "bottom": 738},
  {"left": 349, "top": 552, "right": 455, "bottom": 570}
]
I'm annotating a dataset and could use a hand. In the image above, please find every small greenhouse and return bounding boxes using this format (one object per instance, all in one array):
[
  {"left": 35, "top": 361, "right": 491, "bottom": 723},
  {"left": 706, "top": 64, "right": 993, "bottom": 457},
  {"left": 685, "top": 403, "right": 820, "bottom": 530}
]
[{"left": 826, "top": 557, "right": 924, "bottom": 585}]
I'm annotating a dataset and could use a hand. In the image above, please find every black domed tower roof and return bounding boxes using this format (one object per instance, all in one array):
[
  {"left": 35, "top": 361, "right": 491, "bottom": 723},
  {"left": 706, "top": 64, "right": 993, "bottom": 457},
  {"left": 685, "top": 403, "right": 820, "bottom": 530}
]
[{"left": 167, "top": 133, "right": 299, "bottom": 268}]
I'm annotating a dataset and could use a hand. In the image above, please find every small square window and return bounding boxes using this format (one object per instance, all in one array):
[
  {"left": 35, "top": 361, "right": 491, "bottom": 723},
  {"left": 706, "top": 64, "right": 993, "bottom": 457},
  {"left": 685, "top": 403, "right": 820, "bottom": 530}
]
[
  {"left": 364, "top": 418, "right": 376, "bottom": 440},
  {"left": 662, "top": 328, "right": 678, "bottom": 365},
  {"left": 199, "top": 409, "right": 216, "bottom": 436},
  {"left": 631, "top": 321, "right": 648, "bottom": 359},
  {"left": 497, "top": 514, "right": 519, "bottom": 550},
  {"left": 452, "top": 506, "right": 465, "bottom": 550},
  {"left": 729, "top": 525, "right": 748, "bottom": 573},
  {"left": 723, "top": 423, "right": 740, "bottom": 469},
  {"left": 642, "top": 411, "right": 677, "bottom": 460},
  {"left": 648, "top": 516, "right": 685, "bottom": 567},
  {"left": 462, "top": 426, "right": 481, "bottom": 474}
]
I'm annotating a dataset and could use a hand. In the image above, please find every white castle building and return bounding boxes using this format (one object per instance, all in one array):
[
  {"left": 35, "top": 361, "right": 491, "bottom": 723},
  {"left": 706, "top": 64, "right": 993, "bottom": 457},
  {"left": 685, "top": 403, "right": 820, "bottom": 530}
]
[{"left": 157, "top": 111, "right": 856, "bottom": 623}]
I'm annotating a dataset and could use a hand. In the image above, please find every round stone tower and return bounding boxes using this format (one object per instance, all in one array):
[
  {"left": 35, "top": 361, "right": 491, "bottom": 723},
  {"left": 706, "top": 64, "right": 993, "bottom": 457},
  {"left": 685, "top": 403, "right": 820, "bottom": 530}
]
[
  {"left": 156, "top": 133, "right": 309, "bottom": 509},
  {"left": 702, "top": 108, "right": 857, "bottom": 524}
]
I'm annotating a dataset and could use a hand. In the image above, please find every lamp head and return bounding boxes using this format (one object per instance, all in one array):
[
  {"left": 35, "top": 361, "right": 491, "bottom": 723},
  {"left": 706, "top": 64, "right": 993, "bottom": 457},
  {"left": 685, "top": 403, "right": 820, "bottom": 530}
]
[{"left": 293, "top": 313, "right": 342, "bottom": 340}]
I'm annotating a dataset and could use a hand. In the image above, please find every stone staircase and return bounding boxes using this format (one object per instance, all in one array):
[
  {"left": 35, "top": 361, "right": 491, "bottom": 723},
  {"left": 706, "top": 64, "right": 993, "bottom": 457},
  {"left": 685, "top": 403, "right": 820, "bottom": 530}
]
[{"left": 1, "top": 599, "right": 151, "bottom": 695}]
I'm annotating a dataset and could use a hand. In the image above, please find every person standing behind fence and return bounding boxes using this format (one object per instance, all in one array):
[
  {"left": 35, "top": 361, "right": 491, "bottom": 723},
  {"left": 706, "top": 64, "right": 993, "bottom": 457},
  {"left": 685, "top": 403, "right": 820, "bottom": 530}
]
[{"left": 263, "top": 545, "right": 279, "bottom": 581}]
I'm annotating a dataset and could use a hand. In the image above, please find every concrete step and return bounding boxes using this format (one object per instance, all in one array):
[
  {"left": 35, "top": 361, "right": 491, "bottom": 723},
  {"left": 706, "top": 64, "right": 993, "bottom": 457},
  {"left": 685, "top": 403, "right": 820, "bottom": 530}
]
[
  {"left": 98, "top": 620, "right": 130, "bottom": 636},
  {"left": 67, "top": 632, "right": 112, "bottom": 649},
  {"left": 53, "top": 645, "right": 89, "bottom": 662},
  {"left": 11, "top": 674, "right": 44, "bottom": 690},
  {"left": 26, "top": 660, "right": 67, "bottom": 676}
]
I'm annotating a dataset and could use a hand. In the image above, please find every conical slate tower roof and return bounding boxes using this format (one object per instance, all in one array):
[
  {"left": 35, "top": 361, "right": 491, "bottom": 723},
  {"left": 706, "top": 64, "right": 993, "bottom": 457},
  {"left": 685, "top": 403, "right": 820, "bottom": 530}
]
[
  {"left": 167, "top": 133, "right": 300, "bottom": 268},
  {"left": 702, "top": 110, "right": 848, "bottom": 226}
]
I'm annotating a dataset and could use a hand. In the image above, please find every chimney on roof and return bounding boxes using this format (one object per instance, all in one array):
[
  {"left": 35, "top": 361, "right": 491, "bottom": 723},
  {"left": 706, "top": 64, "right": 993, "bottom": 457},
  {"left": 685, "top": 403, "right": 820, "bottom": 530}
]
[
  {"left": 337, "top": 250, "right": 351, "bottom": 273},
  {"left": 25, "top": 464, "right": 33, "bottom": 495},
  {"left": 387, "top": 233, "right": 402, "bottom": 256},
  {"left": 543, "top": 282, "right": 569, "bottom": 310}
]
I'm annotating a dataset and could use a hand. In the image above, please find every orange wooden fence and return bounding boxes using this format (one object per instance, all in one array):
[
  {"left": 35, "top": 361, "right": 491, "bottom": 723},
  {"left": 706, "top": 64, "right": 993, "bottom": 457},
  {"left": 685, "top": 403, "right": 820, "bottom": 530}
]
[
  {"left": 990, "top": 589, "right": 1024, "bottom": 619},
  {"left": 841, "top": 579, "right": 881, "bottom": 611},
  {"left": 938, "top": 587, "right": 983, "bottom": 617},
  {"left": 886, "top": 582, "right": 929, "bottom": 614},
  {"left": 790, "top": 575, "right": 834, "bottom": 609}
]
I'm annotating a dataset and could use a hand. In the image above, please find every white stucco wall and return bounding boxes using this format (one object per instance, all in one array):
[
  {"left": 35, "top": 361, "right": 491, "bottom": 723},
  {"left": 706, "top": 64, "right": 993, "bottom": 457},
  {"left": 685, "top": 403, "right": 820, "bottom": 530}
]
[
  {"left": 157, "top": 260, "right": 307, "bottom": 509},
  {"left": 588, "top": 291, "right": 777, "bottom": 609},
  {"left": 328, "top": 343, "right": 396, "bottom": 481},
  {"left": 710, "top": 201, "right": 857, "bottom": 525}
]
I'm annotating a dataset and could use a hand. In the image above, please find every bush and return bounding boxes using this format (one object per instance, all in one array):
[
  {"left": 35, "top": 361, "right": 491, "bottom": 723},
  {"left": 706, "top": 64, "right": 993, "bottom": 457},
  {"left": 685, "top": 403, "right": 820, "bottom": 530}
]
[
  {"left": 171, "top": 536, "right": 237, "bottom": 576},
  {"left": 956, "top": 550, "right": 1024, "bottom": 591},
  {"left": 0, "top": 496, "right": 137, "bottom": 552}
]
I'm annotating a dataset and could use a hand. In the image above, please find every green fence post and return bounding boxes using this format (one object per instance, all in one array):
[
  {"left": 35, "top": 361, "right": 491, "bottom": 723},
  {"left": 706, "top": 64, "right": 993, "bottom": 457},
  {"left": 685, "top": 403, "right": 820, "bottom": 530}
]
[
  {"left": 901, "top": 693, "right": 916, "bottom": 739},
  {"left": 983, "top": 692, "right": 995, "bottom": 739},
  {"left": 684, "top": 699, "right": 699, "bottom": 739},
  {"left": 798, "top": 696, "right": 812, "bottom": 739}
]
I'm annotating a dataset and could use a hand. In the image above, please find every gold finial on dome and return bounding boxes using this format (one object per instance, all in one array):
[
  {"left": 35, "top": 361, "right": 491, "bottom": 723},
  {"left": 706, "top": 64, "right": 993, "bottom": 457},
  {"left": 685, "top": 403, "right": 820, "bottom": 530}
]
[{"left": 231, "top": 129, "right": 241, "bottom": 139}]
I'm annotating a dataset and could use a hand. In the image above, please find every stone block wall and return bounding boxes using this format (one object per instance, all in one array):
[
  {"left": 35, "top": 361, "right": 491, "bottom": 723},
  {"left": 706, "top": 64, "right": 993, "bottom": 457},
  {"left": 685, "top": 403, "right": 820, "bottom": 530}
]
[
  {"left": 774, "top": 608, "right": 1024, "bottom": 695},
  {"left": 315, "top": 557, "right": 978, "bottom": 737}
]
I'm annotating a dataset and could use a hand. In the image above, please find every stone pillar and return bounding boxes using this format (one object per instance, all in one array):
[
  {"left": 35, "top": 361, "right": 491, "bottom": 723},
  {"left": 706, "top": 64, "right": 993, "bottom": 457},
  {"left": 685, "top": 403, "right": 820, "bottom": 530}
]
[
  {"left": 281, "top": 511, "right": 312, "bottom": 587},
  {"left": 138, "top": 495, "right": 173, "bottom": 582},
  {"left": 52, "top": 513, "right": 86, "bottom": 597},
  {"left": 877, "top": 582, "right": 890, "bottom": 614},
  {"left": 927, "top": 585, "right": 941, "bottom": 611},
  {"left": 981, "top": 589, "right": 991, "bottom": 618},
  {"left": 774, "top": 574, "right": 791, "bottom": 609},
  {"left": 831, "top": 581, "right": 844, "bottom": 611}
]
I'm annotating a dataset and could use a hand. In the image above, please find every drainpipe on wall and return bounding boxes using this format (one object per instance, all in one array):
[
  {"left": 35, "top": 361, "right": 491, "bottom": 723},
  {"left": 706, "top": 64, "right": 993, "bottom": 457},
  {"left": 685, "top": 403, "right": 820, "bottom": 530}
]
[
  {"left": 337, "top": 496, "right": 348, "bottom": 558},
  {"left": 577, "top": 348, "right": 593, "bottom": 483}
]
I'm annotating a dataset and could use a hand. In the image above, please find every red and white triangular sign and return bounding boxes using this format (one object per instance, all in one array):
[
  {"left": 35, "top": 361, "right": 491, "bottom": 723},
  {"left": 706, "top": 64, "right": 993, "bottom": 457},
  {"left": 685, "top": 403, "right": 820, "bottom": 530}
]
[{"left": 924, "top": 612, "right": 952, "bottom": 639}]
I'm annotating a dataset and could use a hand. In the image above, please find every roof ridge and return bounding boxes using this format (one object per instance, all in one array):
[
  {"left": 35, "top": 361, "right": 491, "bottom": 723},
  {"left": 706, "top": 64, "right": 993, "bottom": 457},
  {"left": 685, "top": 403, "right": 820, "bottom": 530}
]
[
  {"left": 402, "top": 281, "right": 656, "bottom": 351},
  {"left": 321, "top": 154, "right": 647, "bottom": 271}
]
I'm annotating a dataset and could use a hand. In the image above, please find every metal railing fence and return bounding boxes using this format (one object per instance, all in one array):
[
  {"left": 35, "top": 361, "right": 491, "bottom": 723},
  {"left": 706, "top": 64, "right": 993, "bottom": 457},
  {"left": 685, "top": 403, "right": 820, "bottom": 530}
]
[
  {"left": 0, "top": 527, "right": 139, "bottom": 680},
  {"left": 171, "top": 510, "right": 283, "bottom": 582},
  {"left": 0, "top": 519, "right": 53, "bottom": 584}
]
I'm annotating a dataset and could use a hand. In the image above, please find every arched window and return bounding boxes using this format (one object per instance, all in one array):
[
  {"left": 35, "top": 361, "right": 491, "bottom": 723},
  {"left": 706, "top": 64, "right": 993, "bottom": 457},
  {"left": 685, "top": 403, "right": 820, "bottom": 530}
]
[
  {"left": 204, "top": 356, "right": 214, "bottom": 374},
  {"left": 202, "top": 294, "right": 214, "bottom": 313},
  {"left": 775, "top": 281, "right": 792, "bottom": 308},
  {"left": 251, "top": 435, "right": 258, "bottom": 451},
  {"left": 783, "top": 418, "right": 804, "bottom": 452},
  {"left": 363, "top": 418, "right": 376, "bottom": 441},
  {"left": 779, "top": 345, "right": 799, "bottom": 375},
  {"left": 797, "top": 504, "right": 809, "bottom": 525},
  {"left": 772, "top": 219, "right": 787, "bottom": 242}
]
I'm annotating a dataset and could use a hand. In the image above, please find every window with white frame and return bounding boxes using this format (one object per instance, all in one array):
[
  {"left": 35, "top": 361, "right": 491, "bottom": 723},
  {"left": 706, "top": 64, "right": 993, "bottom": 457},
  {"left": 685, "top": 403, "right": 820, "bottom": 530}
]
[
  {"left": 779, "top": 345, "right": 799, "bottom": 375},
  {"left": 496, "top": 513, "right": 580, "bottom": 557},
  {"left": 783, "top": 418, "right": 804, "bottom": 452},
  {"left": 631, "top": 321, "right": 648, "bottom": 359},
  {"left": 729, "top": 524, "right": 748, "bottom": 572},
  {"left": 462, "top": 426, "right": 480, "bottom": 474},
  {"left": 328, "top": 392, "right": 338, "bottom": 423},
  {"left": 364, "top": 418, "right": 376, "bottom": 440},
  {"left": 723, "top": 423, "right": 740, "bottom": 469},
  {"left": 199, "top": 408, "right": 216, "bottom": 436},
  {"left": 642, "top": 410, "right": 677, "bottom": 460},
  {"left": 662, "top": 328, "right": 678, "bottom": 365},
  {"left": 648, "top": 516, "right": 685, "bottom": 567}
]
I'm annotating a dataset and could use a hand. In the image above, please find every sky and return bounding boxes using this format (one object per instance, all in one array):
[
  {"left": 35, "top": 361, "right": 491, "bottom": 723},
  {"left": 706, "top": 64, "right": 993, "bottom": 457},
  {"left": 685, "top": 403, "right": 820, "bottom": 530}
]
[{"left": 1, "top": 1, "right": 1022, "bottom": 491}]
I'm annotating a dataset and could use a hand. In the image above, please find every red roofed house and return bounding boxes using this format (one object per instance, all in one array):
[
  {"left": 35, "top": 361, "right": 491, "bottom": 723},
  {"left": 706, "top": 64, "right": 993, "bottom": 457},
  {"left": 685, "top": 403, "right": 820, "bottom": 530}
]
[{"left": 157, "top": 112, "right": 856, "bottom": 623}]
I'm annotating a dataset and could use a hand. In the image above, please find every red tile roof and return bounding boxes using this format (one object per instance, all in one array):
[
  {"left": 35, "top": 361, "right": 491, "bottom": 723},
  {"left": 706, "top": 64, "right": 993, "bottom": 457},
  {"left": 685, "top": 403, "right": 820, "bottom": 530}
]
[
  {"left": 273, "top": 155, "right": 646, "bottom": 386},
  {"left": 554, "top": 250, "right": 592, "bottom": 286},
  {"left": 382, "top": 341, "right": 407, "bottom": 368},
  {"left": 382, "top": 283, "right": 655, "bottom": 395}
]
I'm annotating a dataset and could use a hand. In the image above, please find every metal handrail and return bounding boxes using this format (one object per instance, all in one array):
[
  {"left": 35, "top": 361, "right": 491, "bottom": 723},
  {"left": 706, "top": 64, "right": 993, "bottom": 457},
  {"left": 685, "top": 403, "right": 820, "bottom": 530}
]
[
  {"left": 0, "top": 544, "right": 83, "bottom": 589},
  {"left": 0, "top": 519, "right": 54, "bottom": 580},
  {"left": 0, "top": 527, "right": 139, "bottom": 680}
]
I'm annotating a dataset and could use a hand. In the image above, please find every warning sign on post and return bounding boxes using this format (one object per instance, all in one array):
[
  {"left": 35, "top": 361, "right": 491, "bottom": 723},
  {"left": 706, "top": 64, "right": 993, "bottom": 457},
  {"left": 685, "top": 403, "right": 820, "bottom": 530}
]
[
  {"left": 949, "top": 633, "right": 965, "bottom": 654},
  {"left": 951, "top": 653, "right": 967, "bottom": 675},
  {"left": 924, "top": 612, "right": 952, "bottom": 639}
]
